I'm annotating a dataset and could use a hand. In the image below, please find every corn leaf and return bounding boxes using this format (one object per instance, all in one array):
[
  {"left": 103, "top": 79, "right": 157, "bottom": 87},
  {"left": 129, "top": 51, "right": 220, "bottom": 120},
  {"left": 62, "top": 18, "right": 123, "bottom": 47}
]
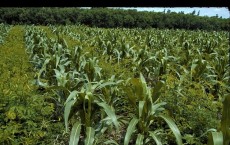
[
  {"left": 84, "top": 127, "right": 95, "bottom": 145},
  {"left": 65, "top": 90, "right": 78, "bottom": 104},
  {"left": 158, "top": 114, "right": 182, "bottom": 145},
  {"left": 148, "top": 131, "right": 162, "bottom": 145},
  {"left": 151, "top": 102, "right": 167, "bottom": 115},
  {"left": 221, "top": 94, "right": 230, "bottom": 145},
  {"left": 104, "top": 139, "right": 119, "bottom": 145},
  {"left": 135, "top": 133, "right": 144, "bottom": 145},
  {"left": 64, "top": 99, "right": 75, "bottom": 132},
  {"left": 152, "top": 81, "right": 164, "bottom": 102},
  {"left": 124, "top": 117, "right": 139, "bottom": 145},
  {"left": 96, "top": 81, "right": 116, "bottom": 90},
  {"left": 96, "top": 102, "right": 119, "bottom": 129},
  {"left": 129, "top": 78, "right": 143, "bottom": 100},
  {"left": 208, "top": 131, "right": 223, "bottom": 145},
  {"left": 69, "top": 121, "right": 81, "bottom": 145},
  {"left": 139, "top": 101, "right": 145, "bottom": 118}
]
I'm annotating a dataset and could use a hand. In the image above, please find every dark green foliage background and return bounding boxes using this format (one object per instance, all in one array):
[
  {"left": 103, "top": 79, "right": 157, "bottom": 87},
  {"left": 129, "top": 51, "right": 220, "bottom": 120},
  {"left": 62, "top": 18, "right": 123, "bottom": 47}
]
[{"left": 0, "top": 7, "right": 229, "bottom": 31}]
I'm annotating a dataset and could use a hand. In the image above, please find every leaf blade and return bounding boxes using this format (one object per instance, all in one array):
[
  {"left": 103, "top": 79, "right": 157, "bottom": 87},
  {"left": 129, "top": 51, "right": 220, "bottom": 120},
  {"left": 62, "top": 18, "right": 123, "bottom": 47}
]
[
  {"left": 149, "top": 131, "right": 162, "bottom": 145},
  {"left": 135, "top": 133, "right": 144, "bottom": 145},
  {"left": 96, "top": 102, "right": 119, "bottom": 129},
  {"left": 64, "top": 99, "right": 75, "bottom": 132},
  {"left": 208, "top": 131, "right": 223, "bottom": 145},
  {"left": 158, "top": 114, "right": 182, "bottom": 145},
  {"left": 124, "top": 117, "right": 139, "bottom": 145},
  {"left": 69, "top": 121, "right": 81, "bottom": 145},
  {"left": 85, "top": 127, "right": 95, "bottom": 145}
]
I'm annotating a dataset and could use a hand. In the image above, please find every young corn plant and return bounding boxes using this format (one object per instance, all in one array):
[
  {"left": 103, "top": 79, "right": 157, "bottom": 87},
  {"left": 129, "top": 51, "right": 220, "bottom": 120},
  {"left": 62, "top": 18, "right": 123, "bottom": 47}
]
[
  {"left": 190, "top": 58, "right": 207, "bottom": 81},
  {"left": 64, "top": 77, "right": 120, "bottom": 145},
  {"left": 208, "top": 94, "right": 230, "bottom": 145},
  {"left": 121, "top": 73, "right": 182, "bottom": 145},
  {"left": 0, "top": 23, "right": 11, "bottom": 44}
]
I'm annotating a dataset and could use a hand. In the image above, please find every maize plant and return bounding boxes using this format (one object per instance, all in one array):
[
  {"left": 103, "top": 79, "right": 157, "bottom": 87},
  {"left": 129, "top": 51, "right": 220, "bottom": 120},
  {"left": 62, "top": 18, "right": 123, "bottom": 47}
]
[
  {"left": 0, "top": 23, "right": 11, "bottom": 44},
  {"left": 121, "top": 73, "right": 182, "bottom": 145},
  {"left": 208, "top": 94, "right": 230, "bottom": 145},
  {"left": 64, "top": 78, "right": 120, "bottom": 145},
  {"left": 20, "top": 24, "right": 229, "bottom": 144}
]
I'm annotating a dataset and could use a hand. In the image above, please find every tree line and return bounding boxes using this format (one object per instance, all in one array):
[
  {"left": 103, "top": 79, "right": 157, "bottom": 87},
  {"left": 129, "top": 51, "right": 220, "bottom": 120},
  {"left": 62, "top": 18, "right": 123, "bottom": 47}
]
[{"left": 0, "top": 7, "right": 229, "bottom": 31}]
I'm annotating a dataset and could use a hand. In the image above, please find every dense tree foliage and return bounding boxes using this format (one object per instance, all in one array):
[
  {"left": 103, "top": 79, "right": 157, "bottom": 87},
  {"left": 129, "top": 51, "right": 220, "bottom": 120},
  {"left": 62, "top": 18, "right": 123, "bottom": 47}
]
[{"left": 0, "top": 7, "right": 229, "bottom": 31}]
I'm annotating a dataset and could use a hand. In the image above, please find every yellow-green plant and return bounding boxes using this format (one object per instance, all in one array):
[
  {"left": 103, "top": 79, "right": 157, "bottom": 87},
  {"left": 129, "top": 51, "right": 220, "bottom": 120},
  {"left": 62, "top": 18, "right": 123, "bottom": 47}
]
[{"left": 0, "top": 25, "right": 67, "bottom": 145}]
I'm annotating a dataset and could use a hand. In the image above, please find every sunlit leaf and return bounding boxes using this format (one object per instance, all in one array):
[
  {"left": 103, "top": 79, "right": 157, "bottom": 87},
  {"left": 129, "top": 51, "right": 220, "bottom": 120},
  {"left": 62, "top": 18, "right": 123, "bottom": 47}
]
[
  {"left": 158, "top": 114, "right": 182, "bottom": 145},
  {"left": 69, "top": 121, "right": 81, "bottom": 145},
  {"left": 64, "top": 99, "right": 76, "bottom": 132},
  {"left": 135, "top": 133, "right": 144, "bottom": 145},
  {"left": 208, "top": 131, "right": 223, "bottom": 145},
  {"left": 104, "top": 139, "right": 119, "bottom": 145},
  {"left": 85, "top": 127, "right": 95, "bottom": 145},
  {"left": 124, "top": 117, "right": 139, "bottom": 145},
  {"left": 149, "top": 131, "right": 162, "bottom": 145},
  {"left": 96, "top": 102, "right": 119, "bottom": 129}
]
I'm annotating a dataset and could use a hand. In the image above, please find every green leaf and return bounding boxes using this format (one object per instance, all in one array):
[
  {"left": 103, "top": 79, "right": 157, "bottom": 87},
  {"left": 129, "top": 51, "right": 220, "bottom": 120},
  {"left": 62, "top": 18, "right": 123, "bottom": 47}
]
[
  {"left": 200, "top": 128, "right": 217, "bottom": 138},
  {"left": 139, "top": 101, "right": 145, "bottom": 118},
  {"left": 208, "top": 131, "right": 223, "bottom": 145},
  {"left": 191, "top": 63, "right": 198, "bottom": 72},
  {"left": 152, "top": 81, "right": 164, "bottom": 102},
  {"left": 65, "top": 90, "right": 78, "bottom": 104},
  {"left": 54, "top": 69, "right": 61, "bottom": 78},
  {"left": 139, "top": 73, "right": 147, "bottom": 86},
  {"left": 104, "top": 139, "right": 119, "bottom": 145},
  {"left": 56, "top": 55, "right": 60, "bottom": 68},
  {"left": 38, "top": 58, "right": 50, "bottom": 78},
  {"left": 158, "top": 114, "right": 182, "bottom": 145},
  {"left": 149, "top": 131, "right": 162, "bottom": 145},
  {"left": 183, "top": 134, "right": 197, "bottom": 144},
  {"left": 129, "top": 78, "right": 142, "bottom": 95},
  {"left": 151, "top": 102, "right": 167, "bottom": 115},
  {"left": 135, "top": 133, "right": 144, "bottom": 145},
  {"left": 125, "top": 87, "right": 136, "bottom": 106},
  {"left": 64, "top": 99, "right": 75, "bottom": 132},
  {"left": 69, "top": 121, "right": 81, "bottom": 145},
  {"left": 139, "top": 73, "right": 147, "bottom": 97},
  {"left": 94, "top": 66, "right": 102, "bottom": 78},
  {"left": 221, "top": 94, "right": 230, "bottom": 145},
  {"left": 124, "top": 117, "right": 139, "bottom": 145},
  {"left": 96, "top": 102, "right": 119, "bottom": 129},
  {"left": 85, "top": 127, "right": 95, "bottom": 145},
  {"left": 96, "top": 81, "right": 116, "bottom": 90}
]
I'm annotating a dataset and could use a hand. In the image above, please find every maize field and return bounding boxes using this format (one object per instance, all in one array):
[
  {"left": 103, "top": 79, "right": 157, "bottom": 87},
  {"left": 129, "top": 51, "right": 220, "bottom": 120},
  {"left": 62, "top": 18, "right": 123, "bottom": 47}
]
[{"left": 0, "top": 24, "right": 229, "bottom": 145}]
